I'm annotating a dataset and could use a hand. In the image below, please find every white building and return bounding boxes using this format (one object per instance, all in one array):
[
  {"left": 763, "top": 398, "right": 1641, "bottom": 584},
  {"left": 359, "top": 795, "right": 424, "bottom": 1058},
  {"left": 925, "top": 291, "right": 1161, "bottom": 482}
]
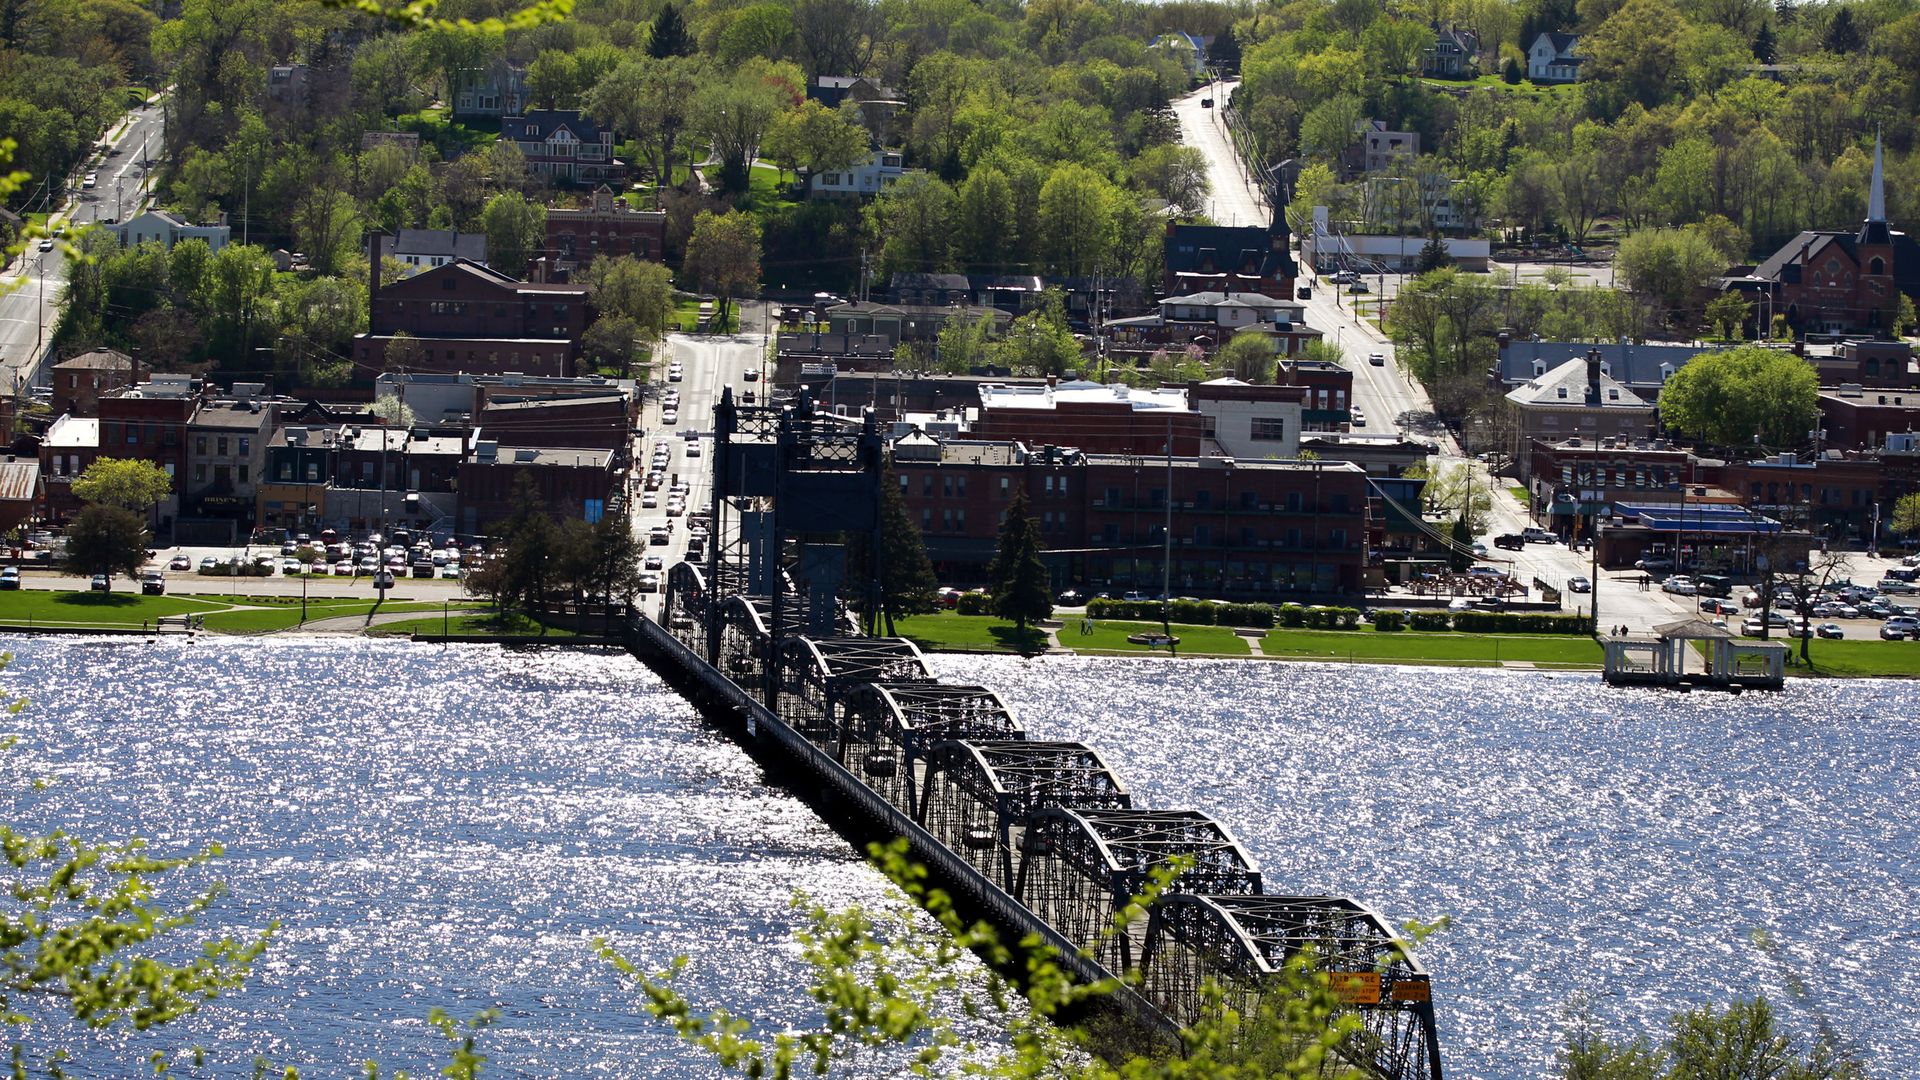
[
  {"left": 379, "top": 229, "right": 488, "bottom": 274},
  {"left": 112, "top": 210, "right": 230, "bottom": 252},
  {"left": 1527, "top": 32, "right": 1582, "bottom": 83},
  {"left": 809, "top": 150, "right": 906, "bottom": 200}
]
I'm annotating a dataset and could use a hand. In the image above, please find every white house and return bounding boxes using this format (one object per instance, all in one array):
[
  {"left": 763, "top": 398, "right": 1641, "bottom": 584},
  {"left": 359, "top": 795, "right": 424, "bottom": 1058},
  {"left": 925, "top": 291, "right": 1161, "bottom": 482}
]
[
  {"left": 1527, "top": 32, "right": 1582, "bottom": 83},
  {"left": 808, "top": 150, "right": 906, "bottom": 200},
  {"left": 379, "top": 229, "right": 488, "bottom": 274},
  {"left": 111, "top": 210, "right": 230, "bottom": 252}
]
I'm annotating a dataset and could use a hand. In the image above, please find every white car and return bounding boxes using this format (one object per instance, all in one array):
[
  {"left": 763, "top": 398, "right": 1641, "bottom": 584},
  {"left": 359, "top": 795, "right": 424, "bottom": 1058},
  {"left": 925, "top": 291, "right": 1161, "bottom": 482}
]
[
  {"left": 686, "top": 442, "right": 702, "bottom": 457},
  {"left": 82, "top": 172, "right": 96, "bottom": 188},
  {"left": 668, "top": 365, "right": 684, "bottom": 382},
  {"left": 1662, "top": 576, "right": 1697, "bottom": 595},
  {"left": 662, "top": 409, "right": 678, "bottom": 424},
  {"left": 642, "top": 493, "right": 658, "bottom": 508}
]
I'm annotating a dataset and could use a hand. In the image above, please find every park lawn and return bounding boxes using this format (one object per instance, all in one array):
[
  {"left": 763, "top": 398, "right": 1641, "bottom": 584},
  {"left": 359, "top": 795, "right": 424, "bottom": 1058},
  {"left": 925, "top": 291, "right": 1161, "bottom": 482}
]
[
  {"left": 670, "top": 297, "right": 739, "bottom": 333},
  {"left": 702, "top": 161, "right": 791, "bottom": 211},
  {"left": 0, "top": 590, "right": 232, "bottom": 627},
  {"left": 368, "top": 610, "right": 577, "bottom": 638},
  {"left": 1765, "top": 638, "right": 1920, "bottom": 678},
  {"left": 892, "top": 610, "right": 1049, "bottom": 653},
  {"left": 1079, "top": 619, "right": 1253, "bottom": 656},
  {"left": 198, "top": 600, "right": 486, "bottom": 634},
  {"left": 1261, "top": 627, "right": 1602, "bottom": 666},
  {"left": 393, "top": 106, "right": 496, "bottom": 152}
]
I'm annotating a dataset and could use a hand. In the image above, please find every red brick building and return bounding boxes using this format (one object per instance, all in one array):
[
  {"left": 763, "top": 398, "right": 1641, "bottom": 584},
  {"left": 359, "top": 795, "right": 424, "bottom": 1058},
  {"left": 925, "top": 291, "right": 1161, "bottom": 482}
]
[
  {"left": 972, "top": 381, "right": 1207, "bottom": 455},
  {"left": 98, "top": 377, "right": 197, "bottom": 532},
  {"left": 52, "top": 349, "right": 137, "bottom": 417},
  {"left": 545, "top": 186, "right": 667, "bottom": 272},
  {"left": 889, "top": 435, "right": 1369, "bottom": 598},
  {"left": 352, "top": 254, "right": 590, "bottom": 381},
  {"left": 457, "top": 443, "right": 617, "bottom": 534},
  {"left": 1817, "top": 384, "right": 1920, "bottom": 450},
  {"left": 477, "top": 393, "right": 630, "bottom": 450},
  {"left": 1710, "top": 452, "right": 1888, "bottom": 541},
  {"left": 1523, "top": 436, "right": 1697, "bottom": 537}
]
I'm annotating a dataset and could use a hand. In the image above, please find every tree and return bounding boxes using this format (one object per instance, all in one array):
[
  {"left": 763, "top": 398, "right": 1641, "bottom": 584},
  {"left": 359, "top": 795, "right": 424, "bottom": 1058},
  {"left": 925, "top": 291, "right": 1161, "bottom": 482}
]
[
  {"left": 684, "top": 210, "right": 763, "bottom": 329},
  {"left": 850, "top": 469, "right": 939, "bottom": 635},
  {"left": 646, "top": 2, "right": 693, "bottom": 58},
  {"left": 580, "top": 255, "right": 674, "bottom": 343},
  {"left": 582, "top": 314, "right": 645, "bottom": 377},
  {"left": 954, "top": 167, "right": 1018, "bottom": 270},
  {"left": 479, "top": 193, "right": 546, "bottom": 278},
  {"left": 1422, "top": 462, "right": 1494, "bottom": 534},
  {"left": 1824, "top": 6, "right": 1860, "bottom": 53},
  {"left": 692, "top": 63, "right": 789, "bottom": 194},
  {"left": 291, "top": 181, "right": 360, "bottom": 276},
  {"left": 1614, "top": 228, "right": 1723, "bottom": 328},
  {"left": 866, "top": 172, "right": 957, "bottom": 276},
  {"left": 385, "top": 330, "right": 425, "bottom": 374},
  {"left": 588, "top": 57, "right": 699, "bottom": 200},
  {"left": 1415, "top": 232, "right": 1452, "bottom": 273},
  {"left": 1220, "top": 330, "right": 1276, "bottom": 383},
  {"left": 987, "top": 489, "right": 1052, "bottom": 631},
  {"left": 1035, "top": 163, "right": 1117, "bottom": 277},
  {"left": 496, "top": 473, "right": 559, "bottom": 614},
  {"left": 1752, "top": 20, "right": 1777, "bottom": 61},
  {"left": 1131, "top": 144, "right": 1210, "bottom": 216},
  {"left": 1362, "top": 17, "right": 1435, "bottom": 80},
  {"left": 763, "top": 100, "right": 869, "bottom": 185},
  {"left": 1299, "top": 94, "right": 1366, "bottom": 162},
  {"left": 994, "top": 290, "right": 1080, "bottom": 376},
  {"left": 71, "top": 457, "right": 171, "bottom": 513},
  {"left": 370, "top": 392, "right": 415, "bottom": 428},
  {"left": 1211, "top": 23, "right": 1242, "bottom": 73},
  {"left": 1705, "top": 291, "right": 1752, "bottom": 340},
  {"left": 1891, "top": 493, "right": 1920, "bottom": 540},
  {"left": 61, "top": 504, "right": 150, "bottom": 586},
  {"left": 1658, "top": 345, "right": 1818, "bottom": 448}
]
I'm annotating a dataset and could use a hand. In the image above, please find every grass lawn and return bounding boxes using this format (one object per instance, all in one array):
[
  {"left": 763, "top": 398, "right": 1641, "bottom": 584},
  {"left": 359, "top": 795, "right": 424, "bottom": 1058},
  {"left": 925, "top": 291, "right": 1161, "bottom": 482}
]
[
  {"left": 198, "top": 600, "right": 485, "bottom": 634},
  {"left": 1421, "top": 75, "right": 1578, "bottom": 95},
  {"left": 670, "top": 297, "right": 738, "bottom": 333},
  {"left": 1262, "top": 627, "right": 1602, "bottom": 666},
  {"left": 1751, "top": 638, "right": 1920, "bottom": 678},
  {"left": 892, "top": 610, "right": 1049, "bottom": 653},
  {"left": 368, "top": 610, "right": 576, "bottom": 638},
  {"left": 393, "top": 106, "right": 496, "bottom": 153},
  {"left": 0, "top": 590, "right": 231, "bottom": 626},
  {"left": 1507, "top": 486, "right": 1529, "bottom": 504},
  {"left": 1079, "top": 619, "right": 1253, "bottom": 656},
  {"left": 702, "top": 161, "right": 792, "bottom": 212}
]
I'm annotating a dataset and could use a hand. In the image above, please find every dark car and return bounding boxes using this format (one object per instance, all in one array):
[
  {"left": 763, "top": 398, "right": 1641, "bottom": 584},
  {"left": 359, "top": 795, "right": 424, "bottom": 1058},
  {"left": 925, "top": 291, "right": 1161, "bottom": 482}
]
[
  {"left": 1056, "top": 589, "right": 1085, "bottom": 606},
  {"left": 0, "top": 567, "right": 18, "bottom": 590},
  {"left": 141, "top": 572, "right": 165, "bottom": 595},
  {"left": 1494, "top": 533, "right": 1527, "bottom": 551}
]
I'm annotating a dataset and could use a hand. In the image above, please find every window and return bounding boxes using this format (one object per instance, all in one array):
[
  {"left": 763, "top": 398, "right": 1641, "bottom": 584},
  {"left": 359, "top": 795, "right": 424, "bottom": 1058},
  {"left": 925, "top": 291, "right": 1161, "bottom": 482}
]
[
  {"left": 195, "top": 436, "right": 207, "bottom": 456},
  {"left": 954, "top": 508, "right": 965, "bottom": 530},
  {"left": 1106, "top": 486, "right": 1123, "bottom": 507},
  {"left": 943, "top": 475, "right": 954, "bottom": 497},
  {"left": 216, "top": 437, "right": 228, "bottom": 457},
  {"left": 306, "top": 462, "right": 321, "bottom": 482},
  {"left": 238, "top": 437, "right": 250, "bottom": 457},
  {"left": 943, "top": 508, "right": 954, "bottom": 530},
  {"left": 192, "top": 465, "right": 207, "bottom": 483},
  {"left": 1044, "top": 476, "right": 1055, "bottom": 492},
  {"left": 238, "top": 464, "right": 249, "bottom": 484},
  {"left": 1058, "top": 476, "right": 1068, "bottom": 496},
  {"left": 899, "top": 475, "right": 909, "bottom": 492},
  {"left": 955, "top": 476, "right": 966, "bottom": 497},
  {"left": 1251, "top": 418, "right": 1287, "bottom": 442},
  {"left": 999, "top": 477, "right": 1010, "bottom": 495},
  {"left": 277, "top": 462, "right": 293, "bottom": 481},
  {"left": 923, "top": 475, "right": 934, "bottom": 496},
  {"left": 922, "top": 508, "right": 932, "bottom": 529}
]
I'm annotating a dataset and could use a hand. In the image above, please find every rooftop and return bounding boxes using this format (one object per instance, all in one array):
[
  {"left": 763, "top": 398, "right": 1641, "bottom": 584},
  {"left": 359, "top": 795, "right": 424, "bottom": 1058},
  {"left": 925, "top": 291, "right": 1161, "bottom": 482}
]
[
  {"left": 979, "top": 380, "right": 1189, "bottom": 413},
  {"left": 0, "top": 458, "right": 36, "bottom": 502},
  {"left": 45, "top": 415, "right": 98, "bottom": 449},
  {"left": 191, "top": 400, "right": 277, "bottom": 429},
  {"left": 474, "top": 445, "right": 614, "bottom": 468},
  {"left": 55, "top": 348, "right": 132, "bottom": 371},
  {"left": 1505, "top": 357, "right": 1650, "bottom": 409}
]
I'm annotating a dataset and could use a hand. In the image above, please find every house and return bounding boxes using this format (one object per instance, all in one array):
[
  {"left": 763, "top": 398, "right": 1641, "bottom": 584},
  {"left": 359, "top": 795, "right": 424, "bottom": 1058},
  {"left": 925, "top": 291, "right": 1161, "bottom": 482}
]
[
  {"left": 1422, "top": 26, "right": 1479, "bottom": 78},
  {"left": 352, "top": 241, "right": 591, "bottom": 381},
  {"left": 1341, "top": 121, "right": 1420, "bottom": 179},
  {"left": 1281, "top": 358, "right": 1356, "bottom": 431},
  {"left": 545, "top": 185, "right": 667, "bottom": 271},
  {"left": 378, "top": 229, "right": 488, "bottom": 274},
  {"left": 1713, "top": 451, "right": 1889, "bottom": 541},
  {"left": 52, "top": 349, "right": 137, "bottom": 417},
  {"left": 0, "top": 456, "right": 39, "bottom": 534},
  {"left": 502, "top": 110, "right": 622, "bottom": 184},
  {"left": 458, "top": 442, "right": 617, "bottom": 532},
  {"left": 256, "top": 425, "right": 338, "bottom": 536},
  {"left": 974, "top": 380, "right": 1206, "bottom": 455},
  {"left": 1524, "top": 436, "right": 1696, "bottom": 537},
  {"left": 1527, "top": 32, "right": 1582, "bottom": 83},
  {"left": 824, "top": 300, "right": 1010, "bottom": 347},
  {"left": 1504, "top": 353, "right": 1656, "bottom": 466},
  {"left": 454, "top": 60, "right": 528, "bottom": 121},
  {"left": 774, "top": 332, "right": 896, "bottom": 379},
  {"left": 808, "top": 149, "right": 905, "bottom": 200},
  {"left": 374, "top": 370, "right": 640, "bottom": 428},
  {"left": 1810, "top": 339, "right": 1918, "bottom": 388},
  {"left": 266, "top": 64, "right": 309, "bottom": 110},
  {"left": 1104, "top": 290, "right": 1322, "bottom": 357},
  {"left": 111, "top": 210, "right": 229, "bottom": 253},
  {"left": 1163, "top": 215, "right": 1297, "bottom": 299},
  {"left": 323, "top": 425, "right": 468, "bottom": 535},
  {"left": 889, "top": 272, "right": 973, "bottom": 306},
  {"left": 1304, "top": 206, "right": 1492, "bottom": 271},
  {"left": 1493, "top": 336, "right": 1731, "bottom": 397},
  {"left": 806, "top": 76, "right": 903, "bottom": 142},
  {"left": 39, "top": 414, "right": 98, "bottom": 523},
  {"left": 1147, "top": 32, "right": 1209, "bottom": 79},
  {"left": 1721, "top": 137, "right": 1920, "bottom": 338}
]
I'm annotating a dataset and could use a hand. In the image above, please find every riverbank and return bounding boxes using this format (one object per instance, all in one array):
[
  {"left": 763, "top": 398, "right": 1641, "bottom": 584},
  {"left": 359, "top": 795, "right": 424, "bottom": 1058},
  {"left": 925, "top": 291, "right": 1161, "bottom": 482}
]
[{"left": 894, "top": 611, "right": 1920, "bottom": 677}]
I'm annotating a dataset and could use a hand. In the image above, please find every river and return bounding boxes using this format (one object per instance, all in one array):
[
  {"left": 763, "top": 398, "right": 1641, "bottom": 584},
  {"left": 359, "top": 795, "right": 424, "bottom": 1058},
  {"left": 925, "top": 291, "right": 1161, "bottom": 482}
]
[{"left": 3, "top": 638, "right": 1914, "bottom": 1078}]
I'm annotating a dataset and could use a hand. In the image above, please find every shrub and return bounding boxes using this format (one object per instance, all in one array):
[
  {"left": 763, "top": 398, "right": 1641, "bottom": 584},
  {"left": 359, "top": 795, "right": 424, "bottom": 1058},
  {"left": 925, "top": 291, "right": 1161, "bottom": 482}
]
[
  {"left": 1451, "top": 611, "right": 1595, "bottom": 634},
  {"left": 955, "top": 591, "right": 994, "bottom": 616},
  {"left": 1277, "top": 603, "right": 1307, "bottom": 627},
  {"left": 1168, "top": 598, "right": 1216, "bottom": 625},
  {"left": 1370, "top": 609, "right": 1405, "bottom": 631},
  {"left": 1216, "top": 602, "right": 1274, "bottom": 628},
  {"left": 1329, "top": 606, "right": 1361, "bottom": 630},
  {"left": 1409, "top": 611, "right": 1452, "bottom": 631}
]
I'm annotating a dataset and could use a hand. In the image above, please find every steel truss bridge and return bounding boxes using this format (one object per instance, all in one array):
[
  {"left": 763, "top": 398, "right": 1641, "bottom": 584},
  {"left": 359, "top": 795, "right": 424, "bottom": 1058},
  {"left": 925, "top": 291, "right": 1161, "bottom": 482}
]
[{"left": 633, "top": 388, "right": 1443, "bottom": 1079}]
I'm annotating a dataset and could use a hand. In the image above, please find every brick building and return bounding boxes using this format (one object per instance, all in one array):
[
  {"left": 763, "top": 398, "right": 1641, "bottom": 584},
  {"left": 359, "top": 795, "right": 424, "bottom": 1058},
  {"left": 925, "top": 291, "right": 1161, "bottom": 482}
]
[
  {"left": 889, "top": 435, "right": 1369, "bottom": 598},
  {"left": 183, "top": 389, "right": 279, "bottom": 539},
  {"left": 476, "top": 393, "right": 630, "bottom": 450},
  {"left": 39, "top": 415, "right": 98, "bottom": 523},
  {"left": 52, "top": 349, "right": 136, "bottom": 417},
  {"left": 457, "top": 443, "right": 617, "bottom": 533},
  {"left": 546, "top": 186, "right": 667, "bottom": 272},
  {"left": 1817, "top": 383, "right": 1920, "bottom": 450},
  {"left": 973, "top": 381, "right": 1206, "bottom": 455},
  {"left": 1163, "top": 216, "right": 1297, "bottom": 299},
  {"left": 98, "top": 376, "right": 198, "bottom": 535},
  {"left": 1523, "top": 436, "right": 1697, "bottom": 538},
  {"left": 1712, "top": 452, "right": 1889, "bottom": 541},
  {"left": 352, "top": 252, "right": 590, "bottom": 381},
  {"left": 1504, "top": 353, "right": 1655, "bottom": 467}
]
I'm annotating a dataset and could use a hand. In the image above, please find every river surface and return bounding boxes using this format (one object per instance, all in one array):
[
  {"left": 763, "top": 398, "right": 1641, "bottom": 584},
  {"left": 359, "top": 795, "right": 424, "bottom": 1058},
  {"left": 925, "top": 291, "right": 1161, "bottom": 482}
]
[{"left": 3, "top": 638, "right": 1915, "bottom": 1078}]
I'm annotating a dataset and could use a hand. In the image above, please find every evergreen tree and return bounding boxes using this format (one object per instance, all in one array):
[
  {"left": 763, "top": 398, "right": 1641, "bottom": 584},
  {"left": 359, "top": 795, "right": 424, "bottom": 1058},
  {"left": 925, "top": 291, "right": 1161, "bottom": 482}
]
[
  {"left": 855, "top": 469, "right": 941, "bottom": 635},
  {"left": 1415, "top": 232, "right": 1453, "bottom": 273},
  {"left": 1752, "top": 21, "right": 1777, "bottom": 62},
  {"left": 1209, "top": 25, "right": 1242, "bottom": 74},
  {"left": 987, "top": 489, "right": 1052, "bottom": 632},
  {"left": 1449, "top": 514, "right": 1473, "bottom": 572},
  {"left": 1774, "top": 0, "right": 1798, "bottom": 24},
  {"left": 498, "top": 473, "right": 559, "bottom": 613},
  {"left": 1824, "top": 7, "right": 1860, "bottom": 53},
  {"left": 647, "top": 3, "right": 693, "bottom": 58},
  {"left": 1502, "top": 56, "right": 1523, "bottom": 84}
]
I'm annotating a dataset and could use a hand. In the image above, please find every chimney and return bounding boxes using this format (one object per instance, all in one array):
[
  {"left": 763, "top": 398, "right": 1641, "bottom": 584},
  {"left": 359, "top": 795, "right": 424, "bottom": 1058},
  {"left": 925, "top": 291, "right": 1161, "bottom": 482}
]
[
  {"left": 1585, "top": 348, "right": 1602, "bottom": 404},
  {"left": 369, "top": 231, "right": 381, "bottom": 300}
]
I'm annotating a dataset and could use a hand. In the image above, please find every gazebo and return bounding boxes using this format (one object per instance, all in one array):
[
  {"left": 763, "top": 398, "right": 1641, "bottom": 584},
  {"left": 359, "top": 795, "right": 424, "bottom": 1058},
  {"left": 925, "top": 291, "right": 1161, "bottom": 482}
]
[{"left": 1602, "top": 619, "right": 1785, "bottom": 690}]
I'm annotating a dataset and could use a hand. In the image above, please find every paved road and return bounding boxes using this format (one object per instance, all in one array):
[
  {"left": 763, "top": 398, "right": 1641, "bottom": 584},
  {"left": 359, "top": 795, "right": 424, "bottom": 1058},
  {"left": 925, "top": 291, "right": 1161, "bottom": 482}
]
[{"left": 0, "top": 96, "right": 164, "bottom": 391}]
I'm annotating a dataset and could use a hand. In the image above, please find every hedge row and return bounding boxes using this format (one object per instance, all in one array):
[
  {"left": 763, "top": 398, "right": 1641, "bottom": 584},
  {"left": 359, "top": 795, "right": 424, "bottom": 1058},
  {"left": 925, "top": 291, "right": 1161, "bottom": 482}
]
[
  {"left": 1085, "top": 598, "right": 1277, "bottom": 628},
  {"left": 955, "top": 591, "right": 994, "bottom": 616},
  {"left": 196, "top": 563, "right": 275, "bottom": 577},
  {"left": 1449, "top": 611, "right": 1596, "bottom": 635},
  {"left": 1080, "top": 598, "right": 1597, "bottom": 636}
]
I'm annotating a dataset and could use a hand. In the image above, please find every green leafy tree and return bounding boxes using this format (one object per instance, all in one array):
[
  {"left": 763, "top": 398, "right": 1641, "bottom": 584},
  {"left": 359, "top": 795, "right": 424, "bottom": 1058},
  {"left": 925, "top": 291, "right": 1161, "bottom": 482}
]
[
  {"left": 1657, "top": 345, "right": 1818, "bottom": 448},
  {"left": 479, "top": 193, "right": 546, "bottom": 278},
  {"left": 495, "top": 473, "right": 559, "bottom": 614},
  {"left": 692, "top": 63, "right": 787, "bottom": 194},
  {"left": 684, "top": 210, "right": 763, "bottom": 329},
  {"left": 1219, "top": 329, "right": 1275, "bottom": 383},
  {"left": 954, "top": 166, "right": 1018, "bottom": 270},
  {"left": 1415, "top": 232, "right": 1452, "bottom": 273},
  {"left": 1824, "top": 6, "right": 1860, "bottom": 52},
  {"left": 580, "top": 255, "right": 674, "bottom": 343},
  {"left": 866, "top": 172, "right": 957, "bottom": 277},
  {"left": 1614, "top": 228, "right": 1723, "bottom": 328},
  {"left": 987, "top": 488, "right": 1052, "bottom": 631},
  {"left": 588, "top": 57, "right": 700, "bottom": 201},
  {"left": 994, "top": 290, "right": 1081, "bottom": 376},
  {"left": 763, "top": 100, "right": 869, "bottom": 186},
  {"left": 1131, "top": 144, "right": 1211, "bottom": 216},
  {"left": 581, "top": 314, "right": 645, "bottom": 377},
  {"left": 1890, "top": 493, "right": 1920, "bottom": 539},
  {"left": 1036, "top": 163, "right": 1118, "bottom": 277},
  {"left": 61, "top": 504, "right": 150, "bottom": 586},
  {"left": 70, "top": 458, "right": 172, "bottom": 513},
  {"left": 1706, "top": 291, "right": 1752, "bottom": 340}
]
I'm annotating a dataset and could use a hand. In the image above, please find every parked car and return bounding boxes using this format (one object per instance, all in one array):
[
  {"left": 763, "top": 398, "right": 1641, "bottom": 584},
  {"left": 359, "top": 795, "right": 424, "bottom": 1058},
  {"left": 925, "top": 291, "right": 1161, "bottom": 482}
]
[
  {"left": 334, "top": 560, "right": 353, "bottom": 576},
  {"left": 1494, "top": 533, "right": 1526, "bottom": 551},
  {"left": 1663, "top": 576, "right": 1698, "bottom": 595},
  {"left": 1056, "top": 589, "right": 1085, "bottom": 606},
  {"left": 1567, "top": 575, "right": 1592, "bottom": 593},
  {"left": 1699, "top": 598, "right": 1739, "bottom": 615},
  {"left": 1884, "top": 615, "right": 1920, "bottom": 635},
  {"left": 141, "top": 572, "right": 165, "bottom": 595},
  {"left": 90, "top": 574, "right": 110, "bottom": 591},
  {"left": 0, "top": 567, "right": 19, "bottom": 590},
  {"left": 1470, "top": 542, "right": 1488, "bottom": 557},
  {"left": 1816, "top": 622, "right": 1846, "bottom": 638},
  {"left": 1634, "top": 556, "right": 1674, "bottom": 571},
  {"left": 1741, "top": 618, "right": 1768, "bottom": 636},
  {"left": 198, "top": 556, "right": 219, "bottom": 571},
  {"left": 1522, "top": 527, "right": 1556, "bottom": 543},
  {"left": 1347, "top": 280, "right": 1370, "bottom": 293},
  {"left": 1881, "top": 623, "right": 1908, "bottom": 640}
]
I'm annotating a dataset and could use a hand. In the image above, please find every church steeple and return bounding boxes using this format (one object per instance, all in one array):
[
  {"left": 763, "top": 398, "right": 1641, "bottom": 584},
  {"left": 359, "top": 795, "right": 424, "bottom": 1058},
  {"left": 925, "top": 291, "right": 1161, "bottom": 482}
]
[{"left": 1861, "top": 130, "right": 1891, "bottom": 245}]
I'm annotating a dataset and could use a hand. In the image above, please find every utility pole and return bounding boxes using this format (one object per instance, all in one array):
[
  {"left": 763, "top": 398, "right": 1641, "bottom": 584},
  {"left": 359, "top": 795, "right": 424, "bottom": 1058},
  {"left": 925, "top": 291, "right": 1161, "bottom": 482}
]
[{"left": 1162, "top": 415, "right": 1175, "bottom": 652}]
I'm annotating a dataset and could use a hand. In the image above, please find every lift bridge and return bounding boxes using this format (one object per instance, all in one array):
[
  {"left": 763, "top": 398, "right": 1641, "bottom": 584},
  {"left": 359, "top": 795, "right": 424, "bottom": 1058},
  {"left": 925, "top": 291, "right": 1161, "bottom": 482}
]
[{"left": 630, "top": 387, "right": 1443, "bottom": 1080}]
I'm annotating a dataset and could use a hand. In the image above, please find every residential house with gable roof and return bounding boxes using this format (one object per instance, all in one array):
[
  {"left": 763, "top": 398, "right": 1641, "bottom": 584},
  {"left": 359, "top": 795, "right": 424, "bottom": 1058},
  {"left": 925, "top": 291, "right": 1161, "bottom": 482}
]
[
  {"left": 502, "top": 110, "right": 622, "bottom": 184},
  {"left": 1162, "top": 216, "right": 1297, "bottom": 299},
  {"left": 1527, "top": 32, "right": 1583, "bottom": 82}
]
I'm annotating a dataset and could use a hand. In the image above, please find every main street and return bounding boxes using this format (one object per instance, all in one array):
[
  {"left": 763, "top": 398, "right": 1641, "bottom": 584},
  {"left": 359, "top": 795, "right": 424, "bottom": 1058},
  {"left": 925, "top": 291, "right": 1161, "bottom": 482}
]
[{"left": 0, "top": 95, "right": 165, "bottom": 392}]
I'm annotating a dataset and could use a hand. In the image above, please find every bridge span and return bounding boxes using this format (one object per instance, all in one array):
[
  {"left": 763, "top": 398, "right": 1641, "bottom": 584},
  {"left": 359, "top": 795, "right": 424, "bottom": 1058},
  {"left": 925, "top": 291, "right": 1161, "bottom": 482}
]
[{"left": 626, "top": 388, "right": 1444, "bottom": 1079}]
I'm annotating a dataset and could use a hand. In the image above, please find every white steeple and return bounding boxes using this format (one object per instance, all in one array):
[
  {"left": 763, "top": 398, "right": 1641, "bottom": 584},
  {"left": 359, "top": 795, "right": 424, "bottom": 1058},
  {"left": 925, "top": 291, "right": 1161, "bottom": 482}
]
[{"left": 1868, "top": 130, "right": 1887, "bottom": 224}]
